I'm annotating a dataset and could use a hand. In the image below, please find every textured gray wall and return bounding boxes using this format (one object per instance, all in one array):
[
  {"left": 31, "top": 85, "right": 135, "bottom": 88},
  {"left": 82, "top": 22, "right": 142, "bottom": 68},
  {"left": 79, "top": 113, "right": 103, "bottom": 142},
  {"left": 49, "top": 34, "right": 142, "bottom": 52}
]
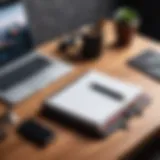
[{"left": 24, "top": 0, "right": 116, "bottom": 45}]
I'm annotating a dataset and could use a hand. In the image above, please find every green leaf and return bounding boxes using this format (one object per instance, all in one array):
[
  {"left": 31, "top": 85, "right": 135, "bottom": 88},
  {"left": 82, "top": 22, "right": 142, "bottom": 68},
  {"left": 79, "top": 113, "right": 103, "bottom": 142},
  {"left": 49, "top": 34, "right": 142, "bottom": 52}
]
[{"left": 115, "top": 7, "right": 140, "bottom": 25}]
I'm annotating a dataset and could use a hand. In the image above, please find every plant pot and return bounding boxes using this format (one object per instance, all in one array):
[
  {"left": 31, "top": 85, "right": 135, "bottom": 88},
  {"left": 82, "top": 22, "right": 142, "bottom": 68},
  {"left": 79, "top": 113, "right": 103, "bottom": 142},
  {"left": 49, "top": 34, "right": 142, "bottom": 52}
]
[
  {"left": 0, "top": 130, "right": 6, "bottom": 142},
  {"left": 115, "top": 22, "right": 136, "bottom": 47}
]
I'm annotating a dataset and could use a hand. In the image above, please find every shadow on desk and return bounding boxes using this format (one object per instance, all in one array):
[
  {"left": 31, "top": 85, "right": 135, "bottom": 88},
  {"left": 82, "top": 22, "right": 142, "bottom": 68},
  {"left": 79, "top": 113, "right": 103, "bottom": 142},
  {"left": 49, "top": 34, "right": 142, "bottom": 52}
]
[
  {"left": 40, "top": 106, "right": 107, "bottom": 139},
  {"left": 123, "top": 129, "right": 160, "bottom": 160}
]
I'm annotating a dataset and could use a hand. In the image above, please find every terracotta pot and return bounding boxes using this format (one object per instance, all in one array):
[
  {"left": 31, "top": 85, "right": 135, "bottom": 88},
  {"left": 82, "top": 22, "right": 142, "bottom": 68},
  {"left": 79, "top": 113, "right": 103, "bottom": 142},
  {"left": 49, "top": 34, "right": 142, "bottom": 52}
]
[
  {"left": 0, "top": 130, "right": 6, "bottom": 142},
  {"left": 115, "top": 22, "right": 136, "bottom": 47}
]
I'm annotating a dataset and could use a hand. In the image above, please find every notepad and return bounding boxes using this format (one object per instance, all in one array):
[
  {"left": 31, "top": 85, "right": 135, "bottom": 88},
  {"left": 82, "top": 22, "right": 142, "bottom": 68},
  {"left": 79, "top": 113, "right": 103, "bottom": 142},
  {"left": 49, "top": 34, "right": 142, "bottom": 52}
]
[{"left": 44, "top": 71, "right": 144, "bottom": 136}]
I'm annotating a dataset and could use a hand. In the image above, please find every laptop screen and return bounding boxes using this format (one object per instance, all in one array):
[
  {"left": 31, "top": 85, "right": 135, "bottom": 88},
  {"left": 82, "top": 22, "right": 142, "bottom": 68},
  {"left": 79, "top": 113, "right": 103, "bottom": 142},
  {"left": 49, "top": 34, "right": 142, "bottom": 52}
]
[{"left": 0, "top": 1, "right": 33, "bottom": 67}]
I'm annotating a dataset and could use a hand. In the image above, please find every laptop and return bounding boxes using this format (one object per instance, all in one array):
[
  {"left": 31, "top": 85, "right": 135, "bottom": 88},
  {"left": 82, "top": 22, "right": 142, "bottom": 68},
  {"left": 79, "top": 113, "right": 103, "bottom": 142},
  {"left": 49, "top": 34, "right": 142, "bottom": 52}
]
[{"left": 0, "top": 1, "right": 72, "bottom": 105}]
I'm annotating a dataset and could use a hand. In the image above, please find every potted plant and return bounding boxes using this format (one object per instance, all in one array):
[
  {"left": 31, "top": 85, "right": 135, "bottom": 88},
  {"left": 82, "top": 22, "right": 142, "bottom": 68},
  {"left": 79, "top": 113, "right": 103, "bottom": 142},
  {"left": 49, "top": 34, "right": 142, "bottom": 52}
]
[{"left": 114, "top": 7, "right": 140, "bottom": 47}]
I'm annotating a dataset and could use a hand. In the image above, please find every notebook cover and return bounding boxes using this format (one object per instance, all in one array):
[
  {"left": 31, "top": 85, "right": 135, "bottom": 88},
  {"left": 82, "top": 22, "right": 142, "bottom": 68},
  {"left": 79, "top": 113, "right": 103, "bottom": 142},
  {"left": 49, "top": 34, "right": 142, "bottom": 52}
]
[{"left": 41, "top": 71, "right": 148, "bottom": 137}]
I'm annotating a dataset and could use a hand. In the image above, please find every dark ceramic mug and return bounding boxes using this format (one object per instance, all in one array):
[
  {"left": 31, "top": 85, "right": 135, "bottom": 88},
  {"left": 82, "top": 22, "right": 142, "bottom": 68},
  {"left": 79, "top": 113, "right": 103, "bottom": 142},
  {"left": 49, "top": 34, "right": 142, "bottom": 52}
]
[{"left": 81, "top": 34, "right": 102, "bottom": 60}]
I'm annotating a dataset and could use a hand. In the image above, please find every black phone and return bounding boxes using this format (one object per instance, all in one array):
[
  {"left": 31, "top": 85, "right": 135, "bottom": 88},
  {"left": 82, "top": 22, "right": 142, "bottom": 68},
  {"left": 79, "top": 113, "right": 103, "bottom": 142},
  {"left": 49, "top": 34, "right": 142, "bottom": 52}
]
[{"left": 17, "top": 120, "right": 54, "bottom": 147}]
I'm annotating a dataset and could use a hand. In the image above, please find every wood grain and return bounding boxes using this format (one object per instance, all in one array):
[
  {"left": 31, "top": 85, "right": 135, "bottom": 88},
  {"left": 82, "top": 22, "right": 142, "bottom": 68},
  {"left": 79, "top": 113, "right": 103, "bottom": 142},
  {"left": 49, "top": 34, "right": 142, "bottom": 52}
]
[{"left": 1, "top": 22, "right": 160, "bottom": 160}]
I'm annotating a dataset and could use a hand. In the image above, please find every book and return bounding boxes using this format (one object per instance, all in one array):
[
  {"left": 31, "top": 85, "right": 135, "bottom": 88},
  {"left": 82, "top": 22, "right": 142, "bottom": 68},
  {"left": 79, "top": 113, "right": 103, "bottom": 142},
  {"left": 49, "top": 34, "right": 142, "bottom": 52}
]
[
  {"left": 128, "top": 49, "right": 160, "bottom": 81},
  {"left": 42, "top": 71, "right": 148, "bottom": 137}
]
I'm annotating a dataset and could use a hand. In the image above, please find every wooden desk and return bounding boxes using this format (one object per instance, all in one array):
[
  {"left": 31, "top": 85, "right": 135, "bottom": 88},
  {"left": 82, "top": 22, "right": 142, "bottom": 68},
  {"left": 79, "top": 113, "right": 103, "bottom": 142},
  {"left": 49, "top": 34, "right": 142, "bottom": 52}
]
[{"left": 1, "top": 23, "right": 160, "bottom": 160}]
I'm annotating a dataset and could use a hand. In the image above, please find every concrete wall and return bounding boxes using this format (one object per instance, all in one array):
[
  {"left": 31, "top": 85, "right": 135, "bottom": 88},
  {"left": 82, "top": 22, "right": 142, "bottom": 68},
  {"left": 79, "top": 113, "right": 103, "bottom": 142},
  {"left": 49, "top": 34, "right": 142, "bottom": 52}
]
[{"left": 24, "top": 0, "right": 117, "bottom": 45}]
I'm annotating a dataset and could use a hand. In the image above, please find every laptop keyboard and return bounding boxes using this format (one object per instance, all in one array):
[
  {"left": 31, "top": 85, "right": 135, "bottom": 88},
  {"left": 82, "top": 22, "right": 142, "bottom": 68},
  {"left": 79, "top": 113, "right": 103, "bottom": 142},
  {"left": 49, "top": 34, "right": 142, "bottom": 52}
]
[{"left": 0, "top": 56, "right": 51, "bottom": 91}]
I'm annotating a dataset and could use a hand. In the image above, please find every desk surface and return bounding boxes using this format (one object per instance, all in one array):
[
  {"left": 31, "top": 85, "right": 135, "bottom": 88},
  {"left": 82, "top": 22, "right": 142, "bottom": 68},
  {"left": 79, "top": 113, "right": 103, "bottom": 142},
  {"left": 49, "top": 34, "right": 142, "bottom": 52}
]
[{"left": 1, "top": 22, "right": 160, "bottom": 160}]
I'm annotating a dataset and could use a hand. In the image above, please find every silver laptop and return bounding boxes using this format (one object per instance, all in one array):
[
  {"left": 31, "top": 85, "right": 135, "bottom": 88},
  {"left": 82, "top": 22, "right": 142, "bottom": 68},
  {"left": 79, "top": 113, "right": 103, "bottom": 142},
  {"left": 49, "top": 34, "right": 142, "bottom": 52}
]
[{"left": 0, "top": 1, "right": 72, "bottom": 104}]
